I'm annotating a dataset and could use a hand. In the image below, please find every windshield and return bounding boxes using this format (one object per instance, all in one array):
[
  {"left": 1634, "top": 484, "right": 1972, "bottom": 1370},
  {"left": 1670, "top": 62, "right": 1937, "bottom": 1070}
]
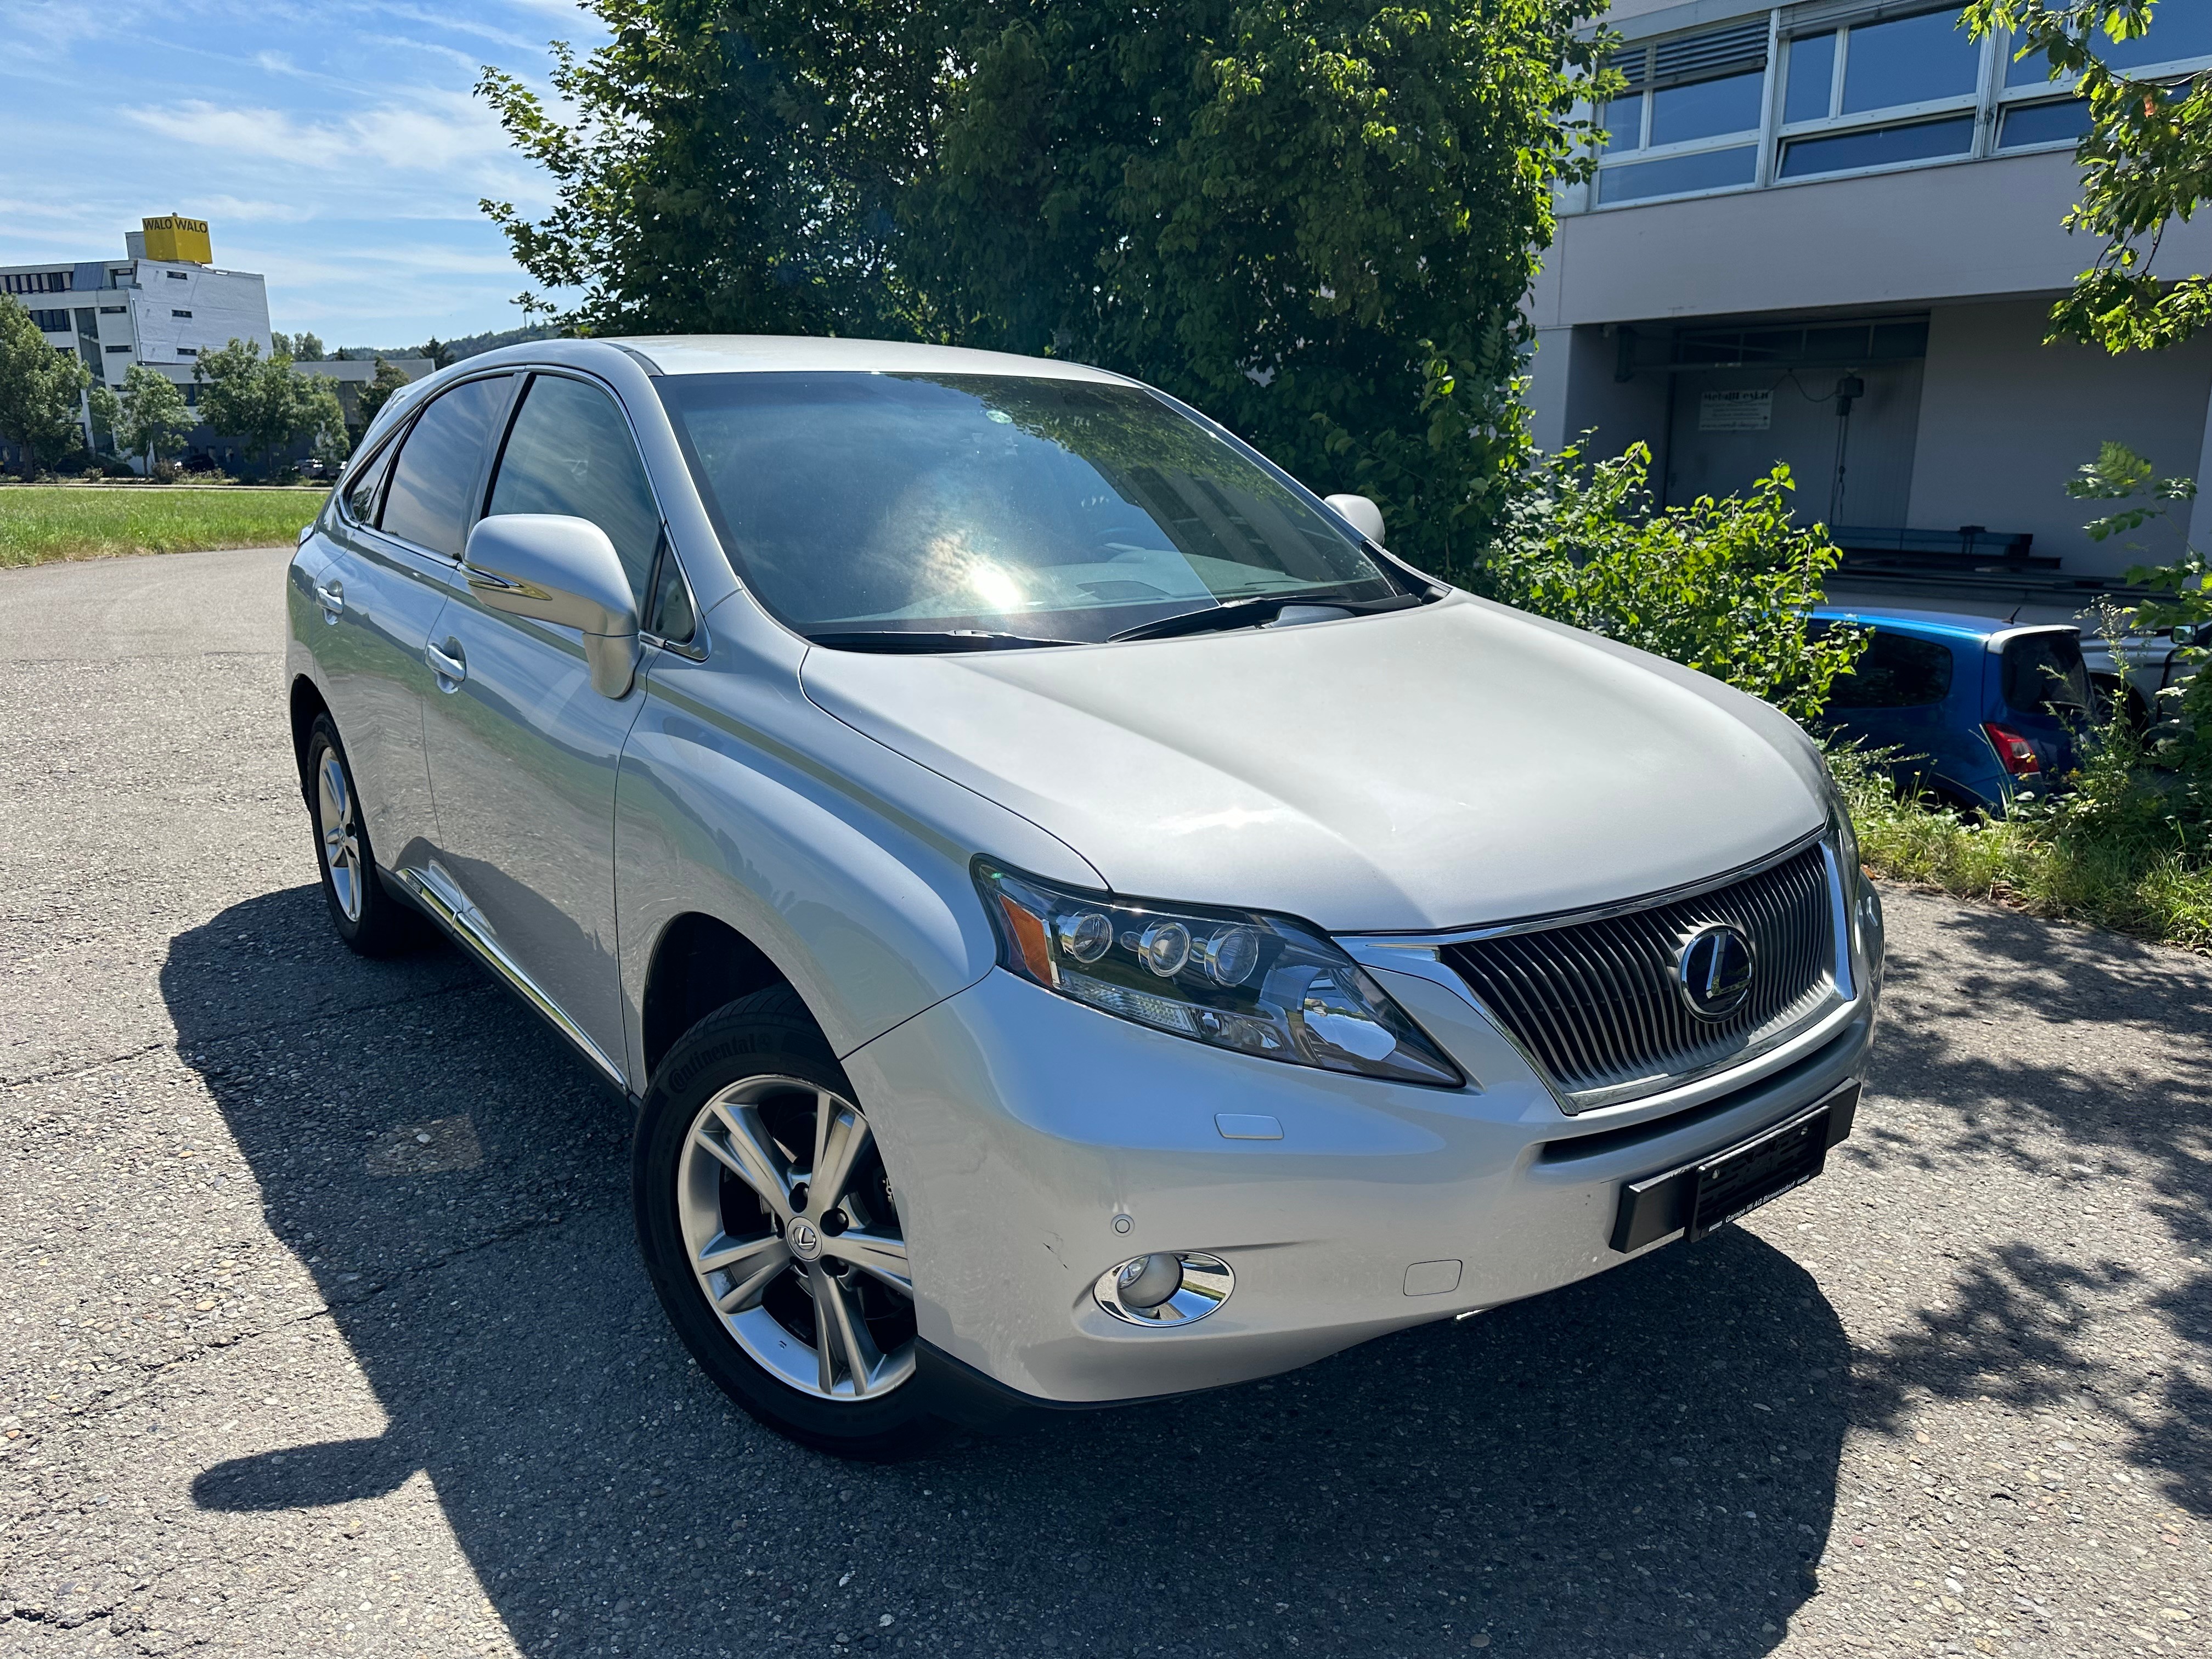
[{"left": 655, "top": 371, "right": 1403, "bottom": 645}]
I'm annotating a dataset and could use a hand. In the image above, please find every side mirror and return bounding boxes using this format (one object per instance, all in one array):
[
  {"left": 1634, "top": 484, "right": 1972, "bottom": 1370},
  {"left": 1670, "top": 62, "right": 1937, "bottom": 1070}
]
[
  {"left": 1324, "top": 493, "right": 1385, "bottom": 546},
  {"left": 464, "top": 514, "right": 640, "bottom": 698}
]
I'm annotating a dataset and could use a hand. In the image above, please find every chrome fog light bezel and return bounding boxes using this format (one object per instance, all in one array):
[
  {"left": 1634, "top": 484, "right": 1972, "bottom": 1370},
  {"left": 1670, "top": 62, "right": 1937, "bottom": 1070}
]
[{"left": 1092, "top": 1251, "right": 1234, "bottom": 1327}]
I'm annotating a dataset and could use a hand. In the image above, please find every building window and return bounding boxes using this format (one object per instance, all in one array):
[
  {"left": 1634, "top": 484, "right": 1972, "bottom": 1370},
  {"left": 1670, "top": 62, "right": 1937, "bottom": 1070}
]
[
  {"left": 166, "top": 270, "right": 189, "bottom": 281},
  {"left": 99, "top": 304, "right": 126, "bottom": 314},
  {"left": 1578, "top": 4, "right": 2212, "bottom": 211},
  {"left": 106, "top": 343, "right": 132, "bottom": 353},
  {"left": 1778, "top": 6, "right": 1983, "bottom": 181},
  {"left": 172, "top": 308, "right": 193, "bottom": 318},
  {"left": 1596, "top": 19, "right": 1770, "bottom": 205},
  {"left": 29, "top": 309, "right": 69, "bottom": 333},
  {"left": 2, "top": 270, "right": 72, "bottom": 295},
  {"left": 177, "top": 347, "right": 198, "bottom": 357}
]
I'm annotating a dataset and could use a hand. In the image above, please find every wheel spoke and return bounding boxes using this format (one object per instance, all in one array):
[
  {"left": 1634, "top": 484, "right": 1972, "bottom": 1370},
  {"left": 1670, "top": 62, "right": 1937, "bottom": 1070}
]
[
  {"left": 698, "top": 1102, "right": 795, "bottom": 1217},
  {"left": 702, "top": 1233, "right": 792, "bottom": 1313},
  {"left": 809, "top": 1093, "right": 873, "bottom": 1212},
  {"left": 823, "top": 1227, "right": 909, "bottom": 1294},
  {"left": 809, "top": 1263, "right": 882, "bottom": 1396}
]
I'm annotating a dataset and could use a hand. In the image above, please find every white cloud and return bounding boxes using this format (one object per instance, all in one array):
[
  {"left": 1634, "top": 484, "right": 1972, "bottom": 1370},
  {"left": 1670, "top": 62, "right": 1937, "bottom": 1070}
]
[{"left": 127, "top": 91, "right": 514, "bottom": 175}]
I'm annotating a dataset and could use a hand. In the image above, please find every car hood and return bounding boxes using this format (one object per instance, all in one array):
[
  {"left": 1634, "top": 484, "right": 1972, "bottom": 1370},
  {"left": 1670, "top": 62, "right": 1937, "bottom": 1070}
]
[{"left": 798, "top": 594, "right": 1829, "bottom": 932}]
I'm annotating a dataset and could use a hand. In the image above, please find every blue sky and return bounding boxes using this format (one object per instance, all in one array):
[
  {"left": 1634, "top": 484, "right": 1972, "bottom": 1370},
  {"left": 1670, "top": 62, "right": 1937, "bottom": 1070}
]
[{"left": 3, "top": 1, "right": 600, "bottom": 348}]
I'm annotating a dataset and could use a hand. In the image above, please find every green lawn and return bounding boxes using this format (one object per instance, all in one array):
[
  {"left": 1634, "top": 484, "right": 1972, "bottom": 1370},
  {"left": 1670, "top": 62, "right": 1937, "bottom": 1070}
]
[{"left": 0, "top": 487, "right": 328, "bottom": 569}]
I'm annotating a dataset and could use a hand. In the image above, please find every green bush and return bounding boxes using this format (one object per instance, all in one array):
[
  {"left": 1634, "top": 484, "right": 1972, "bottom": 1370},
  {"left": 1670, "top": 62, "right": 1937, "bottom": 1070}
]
[{"left": 1477, "top": 440, "right": 1861, "bottom": 725}]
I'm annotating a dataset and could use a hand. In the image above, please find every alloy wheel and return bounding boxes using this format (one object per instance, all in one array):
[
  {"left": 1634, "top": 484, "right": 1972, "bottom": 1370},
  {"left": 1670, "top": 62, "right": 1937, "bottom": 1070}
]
[
  {"left": 315, "top": 750, "right": 363, "bottom": 923},
  {"left": 676, "top": 1077, "right": 916, "bottom": 1400}
]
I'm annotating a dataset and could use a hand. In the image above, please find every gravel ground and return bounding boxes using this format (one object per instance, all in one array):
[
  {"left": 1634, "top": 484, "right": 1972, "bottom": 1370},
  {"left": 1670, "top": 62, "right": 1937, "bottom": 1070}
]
[{"left": 1, "top": 545, "right": 2207, "bottom": 1659}]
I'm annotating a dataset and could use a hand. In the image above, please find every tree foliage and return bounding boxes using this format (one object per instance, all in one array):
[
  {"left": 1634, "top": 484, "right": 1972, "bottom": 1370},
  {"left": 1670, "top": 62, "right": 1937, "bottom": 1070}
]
[
  {"left": 115, "top": 364, "right": 198, "bottom": 469},
  {"left": 1966, "top": 2, "right": 2212, "bottom": 352},
  {"left": 0, "top": 295, "right": 91, "bottom": 473},
  {"left": 353, "top": 358, "right": 414, "bottom": 436},
  {"left": 1480, "top": 442, "right": 1863, "bottom": 725},
  {"left": 476, "top": 1, "right": 1611, "bottom": 572},
  {"left": 194, "top": 339, "right": 349, "bottom": 473}
]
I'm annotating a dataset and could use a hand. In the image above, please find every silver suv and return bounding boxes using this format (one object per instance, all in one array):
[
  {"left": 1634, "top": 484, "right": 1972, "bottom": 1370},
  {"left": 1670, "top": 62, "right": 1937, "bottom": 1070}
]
[{"left": 286, "top": 336, "right": 1884, "bottom": 1457}]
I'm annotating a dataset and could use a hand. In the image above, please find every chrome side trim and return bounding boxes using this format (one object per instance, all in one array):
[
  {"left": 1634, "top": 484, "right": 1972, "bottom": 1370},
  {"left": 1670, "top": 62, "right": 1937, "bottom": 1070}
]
[
  {"left": 1344, "top": 826, "right": 1828, "bottom": 947},
  {"left": 395, "top": 864, "right": 629, "bottom": 1089}
]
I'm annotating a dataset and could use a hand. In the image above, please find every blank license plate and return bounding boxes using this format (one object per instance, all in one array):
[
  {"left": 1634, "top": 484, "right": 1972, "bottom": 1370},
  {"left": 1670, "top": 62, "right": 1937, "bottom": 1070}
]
[{"left": 1611, "top": 1082, "right": 1859, "bottom": 1253}]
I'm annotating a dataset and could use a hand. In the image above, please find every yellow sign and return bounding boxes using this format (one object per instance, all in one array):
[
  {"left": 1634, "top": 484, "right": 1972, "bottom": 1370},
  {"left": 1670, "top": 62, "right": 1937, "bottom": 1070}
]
[{"left": 142, "top": 215, "right": 212, "bottom": 264}]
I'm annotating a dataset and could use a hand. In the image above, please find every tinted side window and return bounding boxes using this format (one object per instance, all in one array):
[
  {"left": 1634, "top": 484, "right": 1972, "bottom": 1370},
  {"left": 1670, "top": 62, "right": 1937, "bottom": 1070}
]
[
  {"left": 647, "top": 552, "right": 697, "bottom": 645},
  {"left": 2002, "top": 632, "right": 2089, "bottom": 716},
  {"left": 342, "top": 442, "right": 392, "bottom": 525},
  {"left": 486, "top": 374, "right": 661, "bottom": 605},
  {"left": 379, "top": 376, "right": 513, "bottom": 559},
  {"left": 1826, "top": 630, "right": 1954, "bottom": 710}
]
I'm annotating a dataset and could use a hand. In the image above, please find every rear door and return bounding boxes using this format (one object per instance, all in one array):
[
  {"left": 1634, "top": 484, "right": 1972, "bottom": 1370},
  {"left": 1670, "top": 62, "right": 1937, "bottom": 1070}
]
[
  {"left": 420, "top": 370, "right": 667, "bottom": 1080},
  {"left": 1822, "top": 627, "right": 1963, "bottom": 791},
  {"left": 309, "top": 375, "right": 515, "bottom": 868},
  {"left": 1993, "top": 629, "right": 2091, "bottom": 774}
]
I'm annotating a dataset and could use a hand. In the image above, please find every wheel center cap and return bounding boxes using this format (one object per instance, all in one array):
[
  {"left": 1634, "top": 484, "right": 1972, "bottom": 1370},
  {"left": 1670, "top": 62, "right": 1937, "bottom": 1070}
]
[{"left": 786, "top": 1216, "right": 823, "bottom": 1261}]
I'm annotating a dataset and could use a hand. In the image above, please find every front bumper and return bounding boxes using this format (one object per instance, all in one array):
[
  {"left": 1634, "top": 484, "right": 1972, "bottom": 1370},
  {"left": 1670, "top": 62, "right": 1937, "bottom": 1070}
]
[{"left": 841, "top": 933, "right": 1879, "bottom": 1407}]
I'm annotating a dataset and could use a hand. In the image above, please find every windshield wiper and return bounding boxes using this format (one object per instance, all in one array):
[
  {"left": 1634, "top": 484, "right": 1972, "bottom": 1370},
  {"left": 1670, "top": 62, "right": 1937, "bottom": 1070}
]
[
  {"left": 803, "top": 629, "right": 1084, "bottom": 653},
  {"left": 1108, "top": 591, "right": 1425, "bottom": 644}
]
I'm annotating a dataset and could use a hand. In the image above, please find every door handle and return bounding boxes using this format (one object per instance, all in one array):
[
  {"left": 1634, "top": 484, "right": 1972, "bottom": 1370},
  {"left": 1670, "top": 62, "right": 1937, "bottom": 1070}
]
[
  {"left": 426, "top": 638, "right": 467, "bottom": 689},
  {"left": 313, "top": 579, "right": 344, "bottom": 620}
]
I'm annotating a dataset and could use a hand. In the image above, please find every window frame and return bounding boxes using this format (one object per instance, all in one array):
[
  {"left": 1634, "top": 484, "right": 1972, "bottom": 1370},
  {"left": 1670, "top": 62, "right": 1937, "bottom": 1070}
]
[
  {"left": 1573, "top": 4, "right": 2212, "bottom": 210},
  {"left": 362, "top": 370, "right": 520, "bottom": 564}
]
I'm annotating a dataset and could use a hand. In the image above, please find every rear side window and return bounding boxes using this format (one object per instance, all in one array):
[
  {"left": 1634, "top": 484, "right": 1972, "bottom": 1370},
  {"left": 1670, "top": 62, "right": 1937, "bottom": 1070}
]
[
  {"left": 486, "top": 374, "right": 662, "bottom": 606},
  {"left": 2002, "top": 631, "right": 2090, "bottom": 717},
  {"left": 342, "top": 443, "right": 392, "bottom": 526},
  {"left": 379, "top": 375, "right": 514, "bottom": 559},
  {"left": 1825, "top": 629, "right": 1954, "bottom": 709}
]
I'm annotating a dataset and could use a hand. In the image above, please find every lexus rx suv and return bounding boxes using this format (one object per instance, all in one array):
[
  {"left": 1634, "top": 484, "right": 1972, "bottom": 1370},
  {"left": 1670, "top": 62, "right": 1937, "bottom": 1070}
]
[{"left": 286, "top": 335, "right": 1884, "bottom": 1457}]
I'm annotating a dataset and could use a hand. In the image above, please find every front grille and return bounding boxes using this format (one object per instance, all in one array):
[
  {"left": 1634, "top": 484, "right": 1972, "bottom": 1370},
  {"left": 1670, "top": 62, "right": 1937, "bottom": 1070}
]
[{"left": 1441, "top": 841, "right": 1837, "bottom": 1108}]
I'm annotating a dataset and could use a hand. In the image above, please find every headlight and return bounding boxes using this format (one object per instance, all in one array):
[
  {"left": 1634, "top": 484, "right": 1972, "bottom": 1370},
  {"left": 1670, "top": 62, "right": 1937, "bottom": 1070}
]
[{"left": 974, "top": 861, "right": 1463, "bottom": 1087}]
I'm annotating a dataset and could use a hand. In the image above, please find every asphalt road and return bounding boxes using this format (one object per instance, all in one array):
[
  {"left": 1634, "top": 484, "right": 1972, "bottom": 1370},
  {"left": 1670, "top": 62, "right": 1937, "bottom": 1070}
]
[{"left": 2, "top": 544, "right": 2208, "bottom": 1659}]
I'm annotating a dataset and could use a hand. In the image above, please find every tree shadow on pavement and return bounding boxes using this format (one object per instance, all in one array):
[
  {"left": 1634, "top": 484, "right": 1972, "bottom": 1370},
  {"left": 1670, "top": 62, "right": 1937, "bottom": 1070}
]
[
  {"left": 1839, "top": 895, "right": 2212, "bottom": 1516},
  {"left": 167, "top": 884, "right": 1847, "bottom": 1659}
]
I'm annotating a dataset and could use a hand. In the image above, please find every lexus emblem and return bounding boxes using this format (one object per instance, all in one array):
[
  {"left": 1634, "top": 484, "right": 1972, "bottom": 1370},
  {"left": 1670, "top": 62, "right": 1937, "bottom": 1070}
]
[
  {"left": 1676, "top": 923, "right": 1754, "bottom": 1020},
  {"left": 785, "top": 1217, "right": 823, "bottom": 1261}
]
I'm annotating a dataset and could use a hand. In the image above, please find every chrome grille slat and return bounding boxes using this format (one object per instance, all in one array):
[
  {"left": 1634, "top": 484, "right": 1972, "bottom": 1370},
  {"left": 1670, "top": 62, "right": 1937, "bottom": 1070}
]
[{"left": 1442, "top": 843, "right": 1836, "bottom": 1106}]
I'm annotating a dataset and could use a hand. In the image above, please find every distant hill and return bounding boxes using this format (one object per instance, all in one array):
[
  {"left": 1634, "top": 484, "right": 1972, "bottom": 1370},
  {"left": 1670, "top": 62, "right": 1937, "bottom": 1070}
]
[{"left": 335, "top": 323, "right": 566, "bottom": 364}]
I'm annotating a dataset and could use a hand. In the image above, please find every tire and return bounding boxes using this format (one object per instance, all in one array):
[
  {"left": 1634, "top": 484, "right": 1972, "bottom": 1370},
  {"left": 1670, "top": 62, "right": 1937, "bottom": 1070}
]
[
  {"left": 632, "top": 986, "right": 945, "bottom": 1460},
  {"left": 304, "top": 715, "right": 421, "bottom": 958}
]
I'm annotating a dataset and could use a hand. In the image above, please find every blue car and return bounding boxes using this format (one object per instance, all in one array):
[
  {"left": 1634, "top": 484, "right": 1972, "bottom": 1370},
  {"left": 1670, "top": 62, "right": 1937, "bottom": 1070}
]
[{"left": 1810, "top": 607, "right": 2091, "bottom": 814}]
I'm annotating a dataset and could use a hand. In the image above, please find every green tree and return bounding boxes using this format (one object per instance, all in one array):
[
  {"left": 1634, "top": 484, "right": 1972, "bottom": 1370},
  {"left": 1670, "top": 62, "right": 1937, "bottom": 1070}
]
[
  {"left": 194, "top": 338, "right": 348, "bottom": 476},
  {"left": 476, "top": 0, "right": 932, "bottom": 339},
  {"left": 353, "top": 357, "right": 413, "bottom": 436},
  {"left": 88, "top": 383, "right": 122, "bottom": 455},
  {"left": 0, "top": 294, "right": 92, "bottom": 474},
  {"left": 1480, "top": 442, "right": 1863, "bottom": 725},
  {"left": 272, "top": 330, "right": 329, "bottom": 361},
  {"left": 1966, "top": 2, "right": 2212, "bottom": 352},
  {"left": 476, "top": 2, "right": 1612, "bottom": 574},
  {"left": 115, "top": 364, "right": 198, "bottom": 472}
]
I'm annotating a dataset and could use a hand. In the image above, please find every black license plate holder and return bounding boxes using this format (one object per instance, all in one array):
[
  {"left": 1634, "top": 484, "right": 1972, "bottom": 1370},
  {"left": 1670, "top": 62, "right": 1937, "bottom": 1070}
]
[{"left": 1611, "top": 1081, "right": 1859, "bottom": 1254}]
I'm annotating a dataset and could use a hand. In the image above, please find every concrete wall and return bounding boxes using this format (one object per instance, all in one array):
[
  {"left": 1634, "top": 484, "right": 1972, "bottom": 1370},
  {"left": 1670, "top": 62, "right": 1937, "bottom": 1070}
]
[
  {"left": 1531, "top": 150, "right": 2212, "bottom": 331},
  {"left": 1906, "top": 301, "right": 2212, "bottom": 576}
]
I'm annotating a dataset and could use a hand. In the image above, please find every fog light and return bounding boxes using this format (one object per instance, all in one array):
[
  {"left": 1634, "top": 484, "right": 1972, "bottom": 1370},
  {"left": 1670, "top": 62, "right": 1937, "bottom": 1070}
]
[
  {"left": 1115, "top": 1252, "right": 1182, "bottom": 1309},
  {"left": 1093, "top": 1251, "right": 1235, "bottom": 1327}
]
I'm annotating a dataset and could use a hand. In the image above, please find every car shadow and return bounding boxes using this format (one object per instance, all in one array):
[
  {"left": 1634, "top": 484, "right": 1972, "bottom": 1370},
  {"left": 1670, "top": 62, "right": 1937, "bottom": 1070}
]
[{"left": 168, "top": 884, "right": 1850, "bottom": 1658}]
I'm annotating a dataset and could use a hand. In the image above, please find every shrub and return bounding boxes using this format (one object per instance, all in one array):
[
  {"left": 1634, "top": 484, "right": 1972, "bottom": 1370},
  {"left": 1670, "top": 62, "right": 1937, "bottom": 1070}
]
[{"left": 1477, "top": 440, "right": 1863, "bottom": 724}]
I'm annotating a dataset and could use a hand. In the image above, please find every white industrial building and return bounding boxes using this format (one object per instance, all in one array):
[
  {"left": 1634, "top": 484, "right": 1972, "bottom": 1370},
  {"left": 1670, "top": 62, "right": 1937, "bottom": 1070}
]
[
  {"left": 1527, "top": 2, "right": 2212, "bottom": 611},
  {"left": 2, "top": 221, "right": 274, "bottom": 394},
  {"left": 2, "top": 217, "right": 430, "bottom": 471}
]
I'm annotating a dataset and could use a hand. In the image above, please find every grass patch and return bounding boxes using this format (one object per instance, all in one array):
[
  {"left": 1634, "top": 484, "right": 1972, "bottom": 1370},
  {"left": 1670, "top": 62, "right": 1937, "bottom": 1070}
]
[
  {"left": 1831, "top": 742, "right": 2212, "bottom": 954},
  {"left": 0, "top": 487, "right": 327, "bottom": 569}
]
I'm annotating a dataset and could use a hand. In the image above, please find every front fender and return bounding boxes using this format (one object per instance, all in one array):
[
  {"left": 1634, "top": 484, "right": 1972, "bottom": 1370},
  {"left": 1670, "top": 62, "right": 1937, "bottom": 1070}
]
[{"left": 612, "top": 620, "right": 1103, "bottom": 1082}]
